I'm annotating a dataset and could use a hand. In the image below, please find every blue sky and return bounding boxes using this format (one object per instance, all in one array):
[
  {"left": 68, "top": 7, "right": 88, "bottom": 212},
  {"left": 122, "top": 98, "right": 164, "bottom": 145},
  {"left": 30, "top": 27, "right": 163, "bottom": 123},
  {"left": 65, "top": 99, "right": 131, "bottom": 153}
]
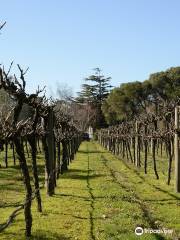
[{"left": 1, "top": 0, "right": 180, "bottom": 97}]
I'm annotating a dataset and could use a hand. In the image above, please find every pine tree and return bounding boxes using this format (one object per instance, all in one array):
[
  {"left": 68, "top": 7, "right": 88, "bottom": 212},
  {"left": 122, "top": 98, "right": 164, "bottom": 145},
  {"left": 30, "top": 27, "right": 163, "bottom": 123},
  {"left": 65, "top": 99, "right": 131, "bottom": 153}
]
[{"left": 76, "top": 68, "right": 112, "bottom": 128}]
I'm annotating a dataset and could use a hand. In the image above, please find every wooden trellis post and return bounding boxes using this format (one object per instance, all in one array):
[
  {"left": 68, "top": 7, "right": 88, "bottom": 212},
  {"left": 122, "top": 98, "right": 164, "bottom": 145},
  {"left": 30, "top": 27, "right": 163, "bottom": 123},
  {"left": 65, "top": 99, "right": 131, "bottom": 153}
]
[
  {"left": 45, "top": 108, "right": 55, "bottom": 195},
  {"left": 175, "top": 106, "right": 180, "bottom": 193},
  {"left": 174, "top": 107, "right": 180, "bottom": 192},
  {"left": 107, "top": 130, "right": 110, "bottom": 151},
  {"left": 135, "top": 121, "right": 140, "bottom": 167}
]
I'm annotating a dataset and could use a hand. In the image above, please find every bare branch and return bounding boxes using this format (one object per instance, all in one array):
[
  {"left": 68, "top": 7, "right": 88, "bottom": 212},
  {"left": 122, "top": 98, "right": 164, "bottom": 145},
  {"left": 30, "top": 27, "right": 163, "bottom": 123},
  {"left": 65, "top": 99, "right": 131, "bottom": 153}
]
[
  {"left": 7, "top": 61, "right": 14, "bottom": 76},
  {"left": 17, "top": 64, "right": 28, "bottom": 90},
  {"left": 0, "top": 21, "right": 6, "bottom": 31}
]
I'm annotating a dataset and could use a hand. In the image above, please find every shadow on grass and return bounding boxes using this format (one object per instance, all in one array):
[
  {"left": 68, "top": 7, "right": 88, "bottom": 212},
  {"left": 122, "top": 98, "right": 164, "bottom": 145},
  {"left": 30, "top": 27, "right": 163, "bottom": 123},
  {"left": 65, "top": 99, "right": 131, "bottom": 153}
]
[
  {"left": 30, "top": 230, "right": 70, "bottom": 240},
  {"left": 78, "top": 150, "right": 106, "bottom": 154},
  {"left": 0, "top": 170, "right": 20, "bottom": 179},
  {"left": 0, "top": 164, "right": 20, "bottom": 172},
  {"left": 153, "top": 185, "right": 180, "bottom": 200},
  {"left": 61, "top": 173, "right": 105, "bottom": 180},
  {"left": 0, "top": 182, "right": 23, "bottom": 192},
  {"left": 144, "top": 198, "right": 179, "bottom": 206},
  {"left": 144, "top": 198, "right": 177, "bottom": 202},
  {"left": 1, "top": 230, "right": 70, "bottom": 240},
  {"left": 54, "top": 193, "right": 105, "bottom": 201},
  {"left": 56, "top": 211, "right": 103, "bottom": 221},
  {"left": 3, "top": 165, "right": 20, "bottom": 170},
  {"left": 0, "top": 201, "right": 22, "bottom": 208},
  {"left": 66, "top": 168, "right": 93, "bottom": 173}
]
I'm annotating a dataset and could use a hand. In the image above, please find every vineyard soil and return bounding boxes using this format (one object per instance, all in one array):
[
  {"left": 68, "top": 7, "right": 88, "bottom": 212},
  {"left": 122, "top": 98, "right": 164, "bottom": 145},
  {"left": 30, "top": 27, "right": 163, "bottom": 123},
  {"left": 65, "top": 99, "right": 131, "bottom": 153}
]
[{"left": 0, "top": 141, "right": 179, "bottom": 240}]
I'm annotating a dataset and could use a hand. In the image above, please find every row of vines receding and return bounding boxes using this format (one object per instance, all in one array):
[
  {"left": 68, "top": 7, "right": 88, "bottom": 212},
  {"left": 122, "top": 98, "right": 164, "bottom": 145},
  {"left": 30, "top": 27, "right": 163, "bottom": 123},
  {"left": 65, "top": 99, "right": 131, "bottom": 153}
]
[
  {"left": 98, "top": 102, "right": 180, "bottom": 193},
  {"left": 0, "top": 63, "right": 83, "bottom": 237}
]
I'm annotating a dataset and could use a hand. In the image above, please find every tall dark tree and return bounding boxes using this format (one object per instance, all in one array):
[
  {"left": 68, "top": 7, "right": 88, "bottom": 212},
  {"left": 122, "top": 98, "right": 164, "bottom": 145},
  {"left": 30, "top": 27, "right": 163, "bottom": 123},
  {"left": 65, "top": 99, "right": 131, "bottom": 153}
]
[
  {"left": 102, "top": 66, "right": 180, "bottom": 125},
  {"left": 77, "top": 68, "right": 112, "bottom": 128}
]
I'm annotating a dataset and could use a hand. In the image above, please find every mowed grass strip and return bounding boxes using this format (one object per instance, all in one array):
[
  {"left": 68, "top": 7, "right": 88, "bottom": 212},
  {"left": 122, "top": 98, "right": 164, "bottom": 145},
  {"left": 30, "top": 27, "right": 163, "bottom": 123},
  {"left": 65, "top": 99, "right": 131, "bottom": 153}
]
[
  {"left": 0, "top": 141, "right": 179, "bottom": 240},
  {"left": 94, "top": 143, "right": 180, "bottom": 240}
]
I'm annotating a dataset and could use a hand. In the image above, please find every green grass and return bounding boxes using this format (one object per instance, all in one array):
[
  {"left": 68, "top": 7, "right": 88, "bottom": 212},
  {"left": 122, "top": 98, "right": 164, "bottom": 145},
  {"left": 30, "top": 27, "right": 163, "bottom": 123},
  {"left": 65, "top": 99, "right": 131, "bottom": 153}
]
[{"left": 0, "top": 141, "right": 179, "bottom": 239}]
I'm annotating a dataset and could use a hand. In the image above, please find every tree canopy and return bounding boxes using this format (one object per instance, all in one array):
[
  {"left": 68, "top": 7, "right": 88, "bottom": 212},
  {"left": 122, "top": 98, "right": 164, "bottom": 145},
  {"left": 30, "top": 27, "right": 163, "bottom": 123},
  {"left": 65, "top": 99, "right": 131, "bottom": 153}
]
[{"left": 102, "top": 67, "right": 180, "bottom": 125}]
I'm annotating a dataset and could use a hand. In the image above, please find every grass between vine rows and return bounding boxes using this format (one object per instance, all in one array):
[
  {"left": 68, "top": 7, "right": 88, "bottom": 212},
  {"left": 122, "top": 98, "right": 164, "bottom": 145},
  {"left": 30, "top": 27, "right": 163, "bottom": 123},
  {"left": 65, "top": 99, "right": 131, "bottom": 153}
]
[{"left": 0, "top": 141, "right": 179, "bottom": 240}]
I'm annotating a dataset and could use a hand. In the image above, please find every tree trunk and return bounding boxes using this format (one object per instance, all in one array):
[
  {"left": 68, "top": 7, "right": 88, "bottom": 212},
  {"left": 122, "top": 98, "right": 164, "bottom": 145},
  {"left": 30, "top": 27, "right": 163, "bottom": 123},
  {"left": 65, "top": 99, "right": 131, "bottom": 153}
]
[
  {"left": 4, "top": 141, "right": 8, "bottom": 168},
  {"left": 135, "top": 121, "right": 140, "bottom": 167},
  {"left": 14, "top": 137, "right": 32, "bottom": 237},
  {"left": 28, "top": 136, "right": 42, "bottom": 212},
  {"left": 12, "top": 141, "right": 16, "bottom": 165},
  {"left": 42, "top": 108, "right": 55, "bottom": 196},
  {"left": 174, "top": 107, "right": 180, "bottom": 192},
  {"left": 144, "top": 125, "right": 148, "bottom": 174},
  {"left": 61, "top": 140, "right": 68, "bottom": 173},
  {"left": 25, "top": 139, "right": 29, "bottom": 158},
  {"left": 152, "top": 138, "right": 159, "bottom": 179},
  {"left": 152, "top": 120, "right": 159, "bottom": 179},
  {"left": 167, "top": 140, "right": 173, "bottom": 185},
  {"left": 56, "top": 141, "right": 61, "bottom": 179}
]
